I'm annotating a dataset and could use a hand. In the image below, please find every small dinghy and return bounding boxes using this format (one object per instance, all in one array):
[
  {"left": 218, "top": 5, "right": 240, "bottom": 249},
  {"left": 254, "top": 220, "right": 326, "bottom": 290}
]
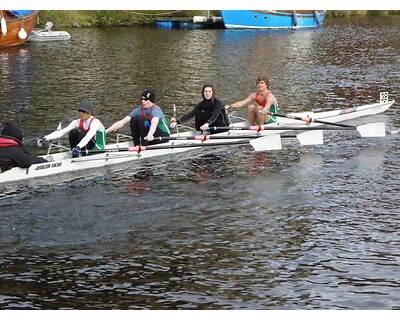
[{"left": 28, "top": 22, "right": 71, "bottom": 42}]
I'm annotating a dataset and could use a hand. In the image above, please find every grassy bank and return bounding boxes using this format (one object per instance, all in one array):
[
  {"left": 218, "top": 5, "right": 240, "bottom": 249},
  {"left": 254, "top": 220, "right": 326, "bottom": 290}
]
[
  {"left": 37, "top": 10, "right": 215, "bottom": 27},
  {"left": 325, "top": 10, "right": 400, "bottom": 18},
  {"left": 37, "top": 10, "right": 400, "bottom": 28}
]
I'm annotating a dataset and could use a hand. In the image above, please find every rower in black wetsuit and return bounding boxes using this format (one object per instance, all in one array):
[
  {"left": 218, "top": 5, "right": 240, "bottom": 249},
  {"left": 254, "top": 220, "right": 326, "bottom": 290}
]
[{"left": 170, "top": 84, "right": 230, "bottom": 133}]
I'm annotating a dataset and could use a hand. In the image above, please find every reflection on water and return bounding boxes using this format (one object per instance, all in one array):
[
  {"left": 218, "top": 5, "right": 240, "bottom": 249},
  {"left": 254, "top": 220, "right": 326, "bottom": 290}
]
[
  {"left": 0, "top": 45, "right": 34, "bottom": 116},
  {"left": 1, "top": 16, "right": 400, "bottom": 309}
]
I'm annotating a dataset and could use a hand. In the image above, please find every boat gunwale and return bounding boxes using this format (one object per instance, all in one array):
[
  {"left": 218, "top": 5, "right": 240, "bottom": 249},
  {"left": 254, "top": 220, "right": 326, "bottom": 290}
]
[
  {"left": 1, "top": 10, "right": 38, "bottom": 21},
  {"left": 251, "top": 10, "right": 326, "bottom": 18}
]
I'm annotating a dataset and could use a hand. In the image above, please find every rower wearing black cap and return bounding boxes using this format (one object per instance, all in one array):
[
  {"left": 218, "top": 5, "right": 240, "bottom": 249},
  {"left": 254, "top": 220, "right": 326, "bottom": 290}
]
[
  {"left": 106, "top": 89, "right": 170, "bottom": 146},
  {"left": 36, "top": 100, "right": 106, "bottom": 158}
]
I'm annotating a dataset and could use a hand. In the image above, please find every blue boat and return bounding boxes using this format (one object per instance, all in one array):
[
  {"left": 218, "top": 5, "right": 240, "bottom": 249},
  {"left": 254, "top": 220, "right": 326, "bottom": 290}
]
[{"left": 221, "top": 10, "right": 326, "bottom": 29}]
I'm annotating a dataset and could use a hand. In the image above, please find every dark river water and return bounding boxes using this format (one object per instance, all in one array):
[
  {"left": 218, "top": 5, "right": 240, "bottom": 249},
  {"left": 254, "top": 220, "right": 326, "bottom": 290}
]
[{"left": 0, "top": 16, "right": 400, "bottom": 309}]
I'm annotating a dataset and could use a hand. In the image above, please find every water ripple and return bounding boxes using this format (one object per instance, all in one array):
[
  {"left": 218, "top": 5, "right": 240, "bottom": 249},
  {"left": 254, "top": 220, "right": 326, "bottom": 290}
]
[{"left": 1, "top": 17, "right": 400, "bottom": 309}]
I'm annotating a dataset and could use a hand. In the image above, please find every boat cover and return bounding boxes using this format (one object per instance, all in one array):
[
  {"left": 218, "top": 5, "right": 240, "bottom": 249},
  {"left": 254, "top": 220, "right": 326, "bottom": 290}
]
[{"left": 7, "top": 10, "right": 34, "bottom": 17}]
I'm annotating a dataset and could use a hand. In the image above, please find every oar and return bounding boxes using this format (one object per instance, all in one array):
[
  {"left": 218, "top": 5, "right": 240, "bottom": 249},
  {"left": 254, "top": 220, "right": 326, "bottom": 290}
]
[
  {"left": 295, "top": 130, "right": 324, "bottom": 145},
  {"left": 155, "top": 134, "right": 284, "bottom": 151},
  {"left": 250, "top": 134, "right": 282, "bottom": 151},
  {"left": 270, "top": 111, "right": 386, "bottom": 137},
  {"left": 209, "top": 122, "right": 386, "bottom": 138},
  {"left": 354, "top": 122, "right": 386, "bottom": 137},
  {"left": 208, "top": 125, "right": 335, "bottom": 132},
  {"left": 270, "top": 111, "right": 356, "bottom": 127},
  {"left": 154, "top": 131, "right": 323, "bottom": 146},
  {"left": 154, "top": 134, "right": 269, "bottom": 141},
  {"left": 84, "top": 140, "right": 251, "bottom": 155},
  {"left": 249, "top": 132, "right": 323, "bottom": 150},
  {"left": 83, "top": 128, "right": 327, "bottom": 157},
  {"left": 83, "top": 135, "right": 287, "bottom": 155}
]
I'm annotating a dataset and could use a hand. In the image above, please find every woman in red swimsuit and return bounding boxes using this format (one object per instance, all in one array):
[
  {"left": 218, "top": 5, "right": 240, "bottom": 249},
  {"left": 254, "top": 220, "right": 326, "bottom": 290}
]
[{"left": 225, "top": 76, "right": 278, "bottom": 126}]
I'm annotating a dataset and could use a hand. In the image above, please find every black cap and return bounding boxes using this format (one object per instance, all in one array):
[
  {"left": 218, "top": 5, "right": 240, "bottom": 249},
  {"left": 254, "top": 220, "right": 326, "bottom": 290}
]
[
  {"left": 77, "top": 100, "right": 94, "bottom": 114},
  {"left": 141, "top": 90, "right": 155, "bottom": 103},
  {"left": 1, "top": 123, "right": 24, "bottom": 141}
]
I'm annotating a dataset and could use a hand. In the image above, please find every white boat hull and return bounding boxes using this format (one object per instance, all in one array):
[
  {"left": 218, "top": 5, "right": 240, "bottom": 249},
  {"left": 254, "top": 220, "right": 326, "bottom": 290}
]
[
  {"left": 28, "top": 30, "right": 71, "bottom": 42},
  {"left": 0, "top": 97, "right": 394, "bottom": 184},
  {"left": 0, "top": 140, "right": 196, "bottom": 183},
  {"left": 262, "top": 99, "right": 394, "bottom": 130}
]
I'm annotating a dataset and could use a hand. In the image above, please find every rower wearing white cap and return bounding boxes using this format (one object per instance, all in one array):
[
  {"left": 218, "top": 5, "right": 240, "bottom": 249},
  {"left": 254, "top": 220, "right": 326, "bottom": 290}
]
[{"left": 37, "top": 100, "right": 106, "bottom": 158}]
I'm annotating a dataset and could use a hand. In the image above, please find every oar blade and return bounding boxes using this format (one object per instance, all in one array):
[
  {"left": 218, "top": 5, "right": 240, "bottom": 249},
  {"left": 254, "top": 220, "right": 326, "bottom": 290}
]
[
  {"left": 296, "top": 130, "right": 324, "bottom": 145},
  {"left": 356, "top": 122, "right": 386, "bottom": 137},
  {"left": 250, "top": 134, "right": 282, "bottom": 151}
]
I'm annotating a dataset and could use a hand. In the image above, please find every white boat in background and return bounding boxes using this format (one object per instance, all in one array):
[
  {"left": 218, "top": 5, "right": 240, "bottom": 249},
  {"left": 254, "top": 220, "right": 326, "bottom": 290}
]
[
  {"left": 28, "top": 21, "right": 70, "bottom": 42},
  {"left": 0, "top": 93, "right": 394, "bottom": 184}
]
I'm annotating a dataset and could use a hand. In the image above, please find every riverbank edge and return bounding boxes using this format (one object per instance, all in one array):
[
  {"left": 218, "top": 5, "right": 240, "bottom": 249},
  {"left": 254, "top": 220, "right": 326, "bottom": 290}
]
[{"left": 38, "top": 10, "right": 400, "bottom": 28}]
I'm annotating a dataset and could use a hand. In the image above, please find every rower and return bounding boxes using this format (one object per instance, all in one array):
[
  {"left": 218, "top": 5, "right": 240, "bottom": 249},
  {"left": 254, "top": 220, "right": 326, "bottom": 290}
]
[
  {"left": 224, "top": 75, "right": 278, "bottom": 126},
  {"left": 106, "top": 90, "right": 170, "bottom": 147},
  {"left": 169, "top": 84, "right": 230, "bottom": 134},
  {"left": 37, "top": 100, "right": 106, "bottom": 158},
  {"left": 0, "top": 123, "right": 48, "bottom": 172}
]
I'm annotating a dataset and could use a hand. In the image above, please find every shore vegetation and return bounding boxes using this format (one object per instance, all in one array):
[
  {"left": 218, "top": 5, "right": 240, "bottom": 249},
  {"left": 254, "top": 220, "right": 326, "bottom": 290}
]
[{"left": 37, "top": 10, "right": 400, "bottom": 28}]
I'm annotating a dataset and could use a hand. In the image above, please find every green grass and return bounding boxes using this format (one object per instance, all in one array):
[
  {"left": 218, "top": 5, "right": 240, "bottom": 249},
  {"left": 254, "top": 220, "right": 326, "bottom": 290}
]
[{"left": 37, "top": 10, "right": 220, "bottom": 28}]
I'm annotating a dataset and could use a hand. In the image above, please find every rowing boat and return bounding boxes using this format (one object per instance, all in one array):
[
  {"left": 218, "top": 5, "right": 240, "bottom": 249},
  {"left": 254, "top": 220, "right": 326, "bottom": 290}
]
[{"left": 0, "top": 93, "right": 394, "bottom": 184}]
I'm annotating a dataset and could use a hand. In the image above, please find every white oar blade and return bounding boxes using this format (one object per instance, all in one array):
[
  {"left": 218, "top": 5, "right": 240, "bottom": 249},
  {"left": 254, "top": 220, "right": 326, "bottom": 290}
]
[
  {"left": 296, "top": 130, "right": 324, "bottom": 145},
  {"left": 250, "top": 134, "right": 282, "bottom": 151},
  {"left": 356, "top": 122, "right": 386, "bottom": 137}
]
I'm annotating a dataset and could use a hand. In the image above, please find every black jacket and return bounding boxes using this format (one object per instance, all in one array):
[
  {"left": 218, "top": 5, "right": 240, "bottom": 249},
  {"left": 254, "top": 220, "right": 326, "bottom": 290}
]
[
  {"left": 178, "top": 98, "right": 230, "bottom": 131},
  {"left": 0, "top": 123, "right": 47, "bottom": 172}
]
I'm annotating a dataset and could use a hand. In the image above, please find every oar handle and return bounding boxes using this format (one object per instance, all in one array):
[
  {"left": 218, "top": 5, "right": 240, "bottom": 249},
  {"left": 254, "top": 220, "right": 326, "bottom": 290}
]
[
  {"left": 154, "top": 135, "right": 211, "bottom": 141},
  {"left": 154, "top": 136, "right": 193, "bottom": 141}
]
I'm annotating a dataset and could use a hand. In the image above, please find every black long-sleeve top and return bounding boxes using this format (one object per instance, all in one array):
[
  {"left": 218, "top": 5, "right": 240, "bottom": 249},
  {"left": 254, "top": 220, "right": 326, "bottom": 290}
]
[
  {"left": 0, "top": 136, "right": 37, "bottom": 171},
  {"left": 178, "top": 98, "right": 225, "bottom": 127}
]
